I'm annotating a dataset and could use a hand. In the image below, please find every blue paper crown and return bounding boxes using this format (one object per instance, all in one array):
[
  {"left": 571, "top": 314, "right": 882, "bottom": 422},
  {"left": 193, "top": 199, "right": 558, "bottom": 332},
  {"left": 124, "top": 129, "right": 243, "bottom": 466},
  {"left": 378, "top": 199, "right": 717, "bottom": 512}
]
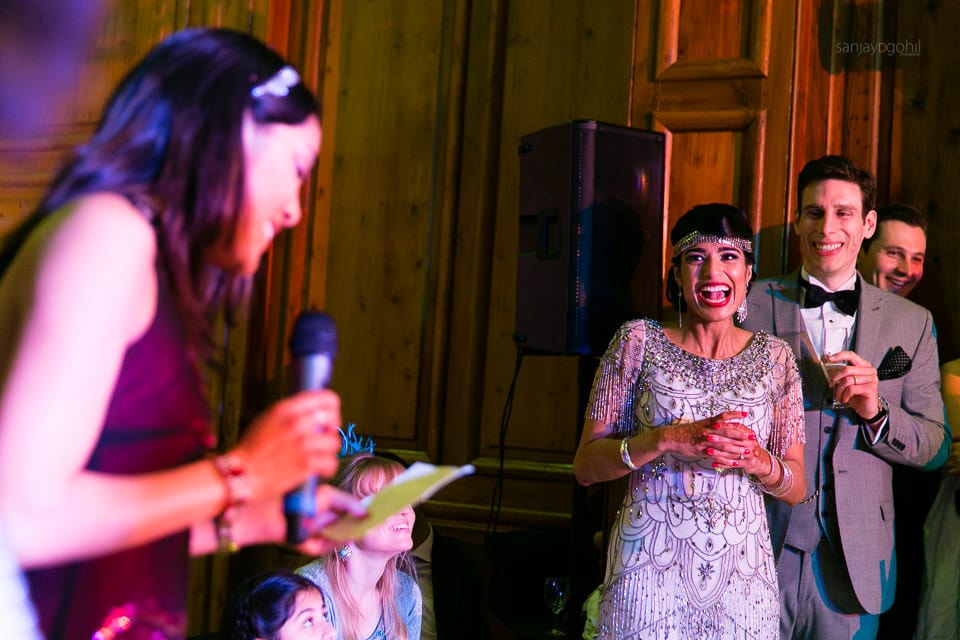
[{"left": 338, "top": 423, "right": 375, "bottom": 457}]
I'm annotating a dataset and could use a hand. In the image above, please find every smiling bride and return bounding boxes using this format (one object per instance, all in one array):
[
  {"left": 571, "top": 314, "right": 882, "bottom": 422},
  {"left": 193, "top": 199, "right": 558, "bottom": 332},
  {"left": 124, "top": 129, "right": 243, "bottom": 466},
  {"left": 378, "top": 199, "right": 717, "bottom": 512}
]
[{"left": 298, "top": 455, "right": 422, "bottom": 640}]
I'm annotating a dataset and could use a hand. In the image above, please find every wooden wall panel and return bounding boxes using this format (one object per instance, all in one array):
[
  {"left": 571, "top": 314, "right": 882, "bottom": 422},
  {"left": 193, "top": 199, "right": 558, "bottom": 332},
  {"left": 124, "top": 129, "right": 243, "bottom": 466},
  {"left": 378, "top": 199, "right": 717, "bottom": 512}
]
[
  {"left": 315, "top": 0, "right": 448, "bottom": 450},
  {"left": 785, "top": 0, "right": 892, "bottom": 271},
  {"left": 891, "top": 0, "right": 960, "bottom": 362},
  {"left": 471, "top": 0, "right": 636, "bottom": 528},
  {"left": 676, "top": 0, "right": 747, "bottom": 62},
  {"left": 633, "top": 0, "right": 793, "bottom": 285}
]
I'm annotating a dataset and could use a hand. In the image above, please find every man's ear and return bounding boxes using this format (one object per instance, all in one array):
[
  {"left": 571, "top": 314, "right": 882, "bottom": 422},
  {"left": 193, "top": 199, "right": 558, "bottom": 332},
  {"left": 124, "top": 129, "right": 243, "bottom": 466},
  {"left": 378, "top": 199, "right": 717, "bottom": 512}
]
[{"left": 863, "top": 208, "right": 878, "bottom": 239}]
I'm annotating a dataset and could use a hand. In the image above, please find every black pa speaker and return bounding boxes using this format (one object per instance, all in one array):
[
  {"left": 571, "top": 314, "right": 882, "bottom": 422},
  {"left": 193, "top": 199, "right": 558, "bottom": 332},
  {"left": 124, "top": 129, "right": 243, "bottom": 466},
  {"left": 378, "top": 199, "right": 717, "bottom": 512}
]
[{"left": 516, "top": 120, "right": 665, "bottom": 356}]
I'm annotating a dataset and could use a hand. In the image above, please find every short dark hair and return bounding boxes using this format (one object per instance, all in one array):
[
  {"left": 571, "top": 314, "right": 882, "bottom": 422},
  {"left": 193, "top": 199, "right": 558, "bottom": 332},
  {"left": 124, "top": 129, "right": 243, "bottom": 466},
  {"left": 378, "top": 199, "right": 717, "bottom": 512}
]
[
  {"left": 665, "top": 203, "right": 755, "bottom": 312},
  {"left": 220, "top": 570, "right": 322, "bottom": 640},
  {"left": 796, "top": 155, "right": 876, "bottom": 218},
  {"left": 861, "top": 203, "right": 927, "bottom": 252}
]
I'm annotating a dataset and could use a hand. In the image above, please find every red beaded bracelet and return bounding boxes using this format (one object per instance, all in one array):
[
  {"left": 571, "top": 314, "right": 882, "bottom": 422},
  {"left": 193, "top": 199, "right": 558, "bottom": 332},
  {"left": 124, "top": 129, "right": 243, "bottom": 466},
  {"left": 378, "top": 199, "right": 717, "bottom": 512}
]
[{"left": 210, "top": 452, "right": 250, "bottom": 553}]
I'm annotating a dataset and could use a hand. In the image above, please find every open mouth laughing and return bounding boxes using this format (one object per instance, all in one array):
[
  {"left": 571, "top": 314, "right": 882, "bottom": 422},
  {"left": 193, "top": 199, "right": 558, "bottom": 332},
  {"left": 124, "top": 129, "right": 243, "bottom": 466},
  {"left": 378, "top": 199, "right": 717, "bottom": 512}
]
[{"left": 696, "top": 283, "right": 732, "bottom": 307}]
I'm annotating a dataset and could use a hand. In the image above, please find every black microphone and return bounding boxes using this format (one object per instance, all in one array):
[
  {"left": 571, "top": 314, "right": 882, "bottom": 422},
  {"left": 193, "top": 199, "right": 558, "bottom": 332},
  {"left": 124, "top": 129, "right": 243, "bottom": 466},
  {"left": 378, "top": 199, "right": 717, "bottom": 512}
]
[{"left": 284, "top": 310, "right": 338, "bottom": 544}]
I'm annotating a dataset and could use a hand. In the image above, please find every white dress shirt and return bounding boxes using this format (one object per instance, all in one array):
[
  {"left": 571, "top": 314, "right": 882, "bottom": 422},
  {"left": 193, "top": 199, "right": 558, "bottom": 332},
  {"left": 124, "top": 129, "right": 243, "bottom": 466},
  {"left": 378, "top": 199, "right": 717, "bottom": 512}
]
[{"left": 799, "top": 269, "right": 888, "bottom": 443}]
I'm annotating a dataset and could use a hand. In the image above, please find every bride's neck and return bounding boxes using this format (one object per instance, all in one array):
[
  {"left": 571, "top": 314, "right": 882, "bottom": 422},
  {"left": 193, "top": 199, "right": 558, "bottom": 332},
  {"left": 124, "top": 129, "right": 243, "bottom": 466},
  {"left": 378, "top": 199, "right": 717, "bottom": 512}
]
[{"left": 671, "top": 320, "right": 746, "bottom": 359}]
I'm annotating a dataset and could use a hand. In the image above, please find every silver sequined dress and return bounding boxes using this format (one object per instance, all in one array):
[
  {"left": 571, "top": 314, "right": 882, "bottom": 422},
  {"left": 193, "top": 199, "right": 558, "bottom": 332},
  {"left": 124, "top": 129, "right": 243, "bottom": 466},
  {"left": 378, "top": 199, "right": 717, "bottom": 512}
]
[{"left": 588, "top": 319, "right": 804, "bottom": 640}]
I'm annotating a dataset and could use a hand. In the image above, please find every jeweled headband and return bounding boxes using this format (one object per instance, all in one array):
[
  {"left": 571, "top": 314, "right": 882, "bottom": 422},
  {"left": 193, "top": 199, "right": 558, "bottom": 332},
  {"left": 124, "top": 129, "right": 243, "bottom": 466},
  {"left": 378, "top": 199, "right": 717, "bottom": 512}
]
[
  {"left": 250, "top": 65, "right": 300, "bottom": 99},
  {"left": 672, "top": 231, "right": 752, "bottom": 256}
]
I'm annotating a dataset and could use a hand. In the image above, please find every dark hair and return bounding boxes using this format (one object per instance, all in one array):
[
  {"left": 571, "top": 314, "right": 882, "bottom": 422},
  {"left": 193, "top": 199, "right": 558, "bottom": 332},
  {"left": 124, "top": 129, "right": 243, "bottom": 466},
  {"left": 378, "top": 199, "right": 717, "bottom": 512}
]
[
  {"left": 665, "top": 203, "right": 755, "bottom": 312},
  {"left": 861, "top": 203, "right": 927, "bottom": 252},
  {"left": 220, "top": 570, "right": 322, "bottom": 640},
  {"left": 0, "top": 27, "right": 320, "bottom": 353},
  {"left": 796, "top": 155, "right": 876, "bottom": 218}
]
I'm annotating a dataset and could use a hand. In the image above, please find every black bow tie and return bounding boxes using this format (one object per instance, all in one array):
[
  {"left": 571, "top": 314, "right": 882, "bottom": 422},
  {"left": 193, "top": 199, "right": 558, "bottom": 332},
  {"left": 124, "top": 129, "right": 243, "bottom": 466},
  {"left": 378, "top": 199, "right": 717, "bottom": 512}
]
[{"left": 802, "top": 281, "right": 860, "bottom": 316}]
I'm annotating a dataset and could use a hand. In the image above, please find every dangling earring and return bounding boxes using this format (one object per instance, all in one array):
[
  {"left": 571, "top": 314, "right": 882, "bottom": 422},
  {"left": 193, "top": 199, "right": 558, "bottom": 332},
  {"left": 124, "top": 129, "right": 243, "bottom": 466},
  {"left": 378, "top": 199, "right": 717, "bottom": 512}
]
[
  {"left": 735, "top": 300, "right": 748, "bottom": 323},
  {"left": 337, "top": 545, "right": 352, "bottom": 562},
  {"left": 677, "top": 289, "right": 684, "bottom": 329}
]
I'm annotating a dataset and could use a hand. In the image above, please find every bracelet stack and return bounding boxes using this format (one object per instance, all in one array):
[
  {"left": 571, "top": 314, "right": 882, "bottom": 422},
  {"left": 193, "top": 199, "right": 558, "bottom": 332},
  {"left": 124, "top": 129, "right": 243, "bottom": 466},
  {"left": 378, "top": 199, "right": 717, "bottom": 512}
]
[
  {"left": 752, "top": 448, "right": 794, "bottom": 498},
  {"left": 620, "top": 436, "right": 640, "bottom": 471},
  {"left": 211, "top": 452, "right": 251, "bottom": 554}
]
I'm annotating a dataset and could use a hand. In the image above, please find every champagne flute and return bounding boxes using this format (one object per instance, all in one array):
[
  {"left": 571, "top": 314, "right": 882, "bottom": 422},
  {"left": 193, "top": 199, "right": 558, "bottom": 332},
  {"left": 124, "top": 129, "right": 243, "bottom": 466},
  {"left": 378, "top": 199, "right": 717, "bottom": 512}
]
[
  {"left": 543, "top": 576, "right": 570, "bottom": 636},
  {"left": 821, "top": 323, "right": 851, "bottom": 409}
]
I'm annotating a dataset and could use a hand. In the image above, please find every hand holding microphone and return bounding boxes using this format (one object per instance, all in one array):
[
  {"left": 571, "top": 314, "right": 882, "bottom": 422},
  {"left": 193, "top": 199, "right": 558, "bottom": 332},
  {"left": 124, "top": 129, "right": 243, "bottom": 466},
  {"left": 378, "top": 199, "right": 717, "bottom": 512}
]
[
  {"left": 284, "top": 311, "right": 338, "bottom": 543},
  {"left": 222, "top": 311, "right": 364, "bottom": 551}
]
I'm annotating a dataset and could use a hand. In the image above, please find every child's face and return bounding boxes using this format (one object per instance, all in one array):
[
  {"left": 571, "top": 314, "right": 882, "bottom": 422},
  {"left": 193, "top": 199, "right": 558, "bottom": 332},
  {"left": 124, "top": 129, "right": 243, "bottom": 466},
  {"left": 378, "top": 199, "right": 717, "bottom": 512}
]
[{"left": 276, "top": 589, "right": 336, "bottom": 640}]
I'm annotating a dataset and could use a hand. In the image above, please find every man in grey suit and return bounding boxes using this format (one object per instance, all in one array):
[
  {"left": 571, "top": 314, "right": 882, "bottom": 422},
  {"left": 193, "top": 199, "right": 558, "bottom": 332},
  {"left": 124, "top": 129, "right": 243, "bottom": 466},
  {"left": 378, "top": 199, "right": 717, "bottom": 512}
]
[{"left": 741, "top": 155, "right": 949, "bottom": 640}]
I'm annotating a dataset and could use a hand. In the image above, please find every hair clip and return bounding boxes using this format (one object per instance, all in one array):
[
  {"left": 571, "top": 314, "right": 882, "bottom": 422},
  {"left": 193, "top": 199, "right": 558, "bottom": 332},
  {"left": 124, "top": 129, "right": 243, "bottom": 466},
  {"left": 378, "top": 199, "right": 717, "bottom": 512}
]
[
  {"left": 251, "top": 65, "right": 300, "bottom": 99},
  {"left": 338, "top": 423, "right": 376, "bottom": 457}
]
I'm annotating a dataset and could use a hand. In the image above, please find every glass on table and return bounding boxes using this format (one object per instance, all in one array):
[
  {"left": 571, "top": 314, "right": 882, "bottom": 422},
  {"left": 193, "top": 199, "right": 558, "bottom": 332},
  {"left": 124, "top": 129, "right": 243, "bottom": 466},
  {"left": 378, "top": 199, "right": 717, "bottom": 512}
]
[{"left": 543, "top": 576, "right": 570, "bottom": 636}]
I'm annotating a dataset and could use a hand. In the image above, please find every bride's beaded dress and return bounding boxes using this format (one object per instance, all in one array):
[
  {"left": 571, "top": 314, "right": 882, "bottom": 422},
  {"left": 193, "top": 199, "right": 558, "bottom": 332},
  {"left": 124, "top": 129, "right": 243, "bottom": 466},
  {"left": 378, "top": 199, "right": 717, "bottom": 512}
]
[{"left": 588, "top": 320, "right": 804, "bottom": 640}]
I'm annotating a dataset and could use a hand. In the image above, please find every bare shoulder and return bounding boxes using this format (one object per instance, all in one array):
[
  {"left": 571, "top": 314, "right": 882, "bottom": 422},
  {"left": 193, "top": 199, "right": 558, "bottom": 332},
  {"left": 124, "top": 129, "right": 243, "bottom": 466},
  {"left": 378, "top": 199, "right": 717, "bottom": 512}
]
[
  {"left": 26, "top": 193, "right": 159, "bottom": 340},
  {"left": 56, "top": 192, "right": 157, "bottom": 253},
  {"left": 38, "top": 193, "right": 157, "bottom": 279}
]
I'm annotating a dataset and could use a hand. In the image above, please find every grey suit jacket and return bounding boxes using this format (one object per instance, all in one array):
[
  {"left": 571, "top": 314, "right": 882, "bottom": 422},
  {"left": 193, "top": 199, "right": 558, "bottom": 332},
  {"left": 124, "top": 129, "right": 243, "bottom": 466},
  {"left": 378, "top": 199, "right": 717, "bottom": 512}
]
[{"left": 742, "top": 270, "right": 947, "bottom": 614}]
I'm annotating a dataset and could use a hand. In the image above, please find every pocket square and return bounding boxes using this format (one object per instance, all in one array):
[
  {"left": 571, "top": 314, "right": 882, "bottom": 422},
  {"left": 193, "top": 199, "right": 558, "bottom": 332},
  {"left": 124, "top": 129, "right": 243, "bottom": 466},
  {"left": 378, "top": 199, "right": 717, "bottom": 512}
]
[{"left": 877, "top": 346, "right": 912, "bottom": 380}]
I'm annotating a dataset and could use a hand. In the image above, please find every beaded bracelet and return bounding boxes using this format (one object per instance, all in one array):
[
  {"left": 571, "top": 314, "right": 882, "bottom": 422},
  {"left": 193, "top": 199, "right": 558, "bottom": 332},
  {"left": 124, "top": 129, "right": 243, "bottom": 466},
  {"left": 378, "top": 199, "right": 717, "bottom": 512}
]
[
  {"left": 750, "top": 448, "right": 794, "bottom": 498},
  {"left": 620, "top": 436, "right": 640, "bottom": 471},
  {"left": 210, "top": 452, "right": 251, "bottom": 554}
]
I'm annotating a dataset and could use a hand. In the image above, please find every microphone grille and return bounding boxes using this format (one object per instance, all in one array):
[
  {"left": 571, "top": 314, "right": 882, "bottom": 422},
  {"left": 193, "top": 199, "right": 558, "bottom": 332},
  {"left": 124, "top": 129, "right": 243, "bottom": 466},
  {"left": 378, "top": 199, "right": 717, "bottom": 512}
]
[{"left": 289, "top": 311, "right": 337, "bottom": 357}]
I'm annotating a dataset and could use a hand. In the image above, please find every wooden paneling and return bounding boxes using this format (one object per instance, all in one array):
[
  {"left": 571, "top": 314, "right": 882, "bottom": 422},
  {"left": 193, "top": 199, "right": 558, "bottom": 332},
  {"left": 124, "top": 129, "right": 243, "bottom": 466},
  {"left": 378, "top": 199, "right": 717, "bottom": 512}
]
[
  {"left": 891, "top": 0, "right": 960, "bottom": 361},
  {"left": 660, "top": 0, "right": 771, "bottom": 80},
  {"left": 316, "top": 0, "right": 449, "bottom": 449},
  {"left": 470, "top": 0, "right": 636, "bottom": 528},
  {"left": 633, "top": 0, "right": 795, "bottom": 281},
  {"left": 3, "top": 0, "right": 960, "bottom": 635}
]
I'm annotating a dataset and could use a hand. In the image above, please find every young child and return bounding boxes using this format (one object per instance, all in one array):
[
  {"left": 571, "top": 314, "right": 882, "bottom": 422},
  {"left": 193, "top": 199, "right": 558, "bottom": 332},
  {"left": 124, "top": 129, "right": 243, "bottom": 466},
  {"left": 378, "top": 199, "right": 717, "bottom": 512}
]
[{"left": 221, "top": 571, "right": 337, "bottom": 640}]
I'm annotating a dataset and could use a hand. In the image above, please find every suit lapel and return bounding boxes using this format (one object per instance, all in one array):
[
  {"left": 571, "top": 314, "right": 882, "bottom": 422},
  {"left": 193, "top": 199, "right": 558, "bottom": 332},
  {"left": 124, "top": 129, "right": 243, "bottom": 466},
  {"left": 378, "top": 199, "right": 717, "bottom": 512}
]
[{"left": 770, "top": 270, "right": 829, "bottom": 408}]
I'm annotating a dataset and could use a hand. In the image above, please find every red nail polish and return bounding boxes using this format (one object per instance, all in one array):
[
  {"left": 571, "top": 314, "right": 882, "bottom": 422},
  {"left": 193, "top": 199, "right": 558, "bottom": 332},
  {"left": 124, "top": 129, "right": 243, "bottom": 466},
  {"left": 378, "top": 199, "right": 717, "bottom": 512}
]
[
  {"left": 707, "top": 435, "right": 717, "bottom": 442},
  {"left": 748, "top": 434, "right": 757, "bottom": 440},
  {"left": 706, "top": 448, "right": 715, "bottom": 455}
]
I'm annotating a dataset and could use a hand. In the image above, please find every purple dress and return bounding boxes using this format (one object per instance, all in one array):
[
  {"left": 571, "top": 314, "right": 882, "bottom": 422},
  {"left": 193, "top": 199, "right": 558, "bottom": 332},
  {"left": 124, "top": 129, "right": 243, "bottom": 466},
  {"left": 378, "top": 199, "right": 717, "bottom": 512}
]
[{"left": 27, "top": 268, "right": 213, "bottom": 640}]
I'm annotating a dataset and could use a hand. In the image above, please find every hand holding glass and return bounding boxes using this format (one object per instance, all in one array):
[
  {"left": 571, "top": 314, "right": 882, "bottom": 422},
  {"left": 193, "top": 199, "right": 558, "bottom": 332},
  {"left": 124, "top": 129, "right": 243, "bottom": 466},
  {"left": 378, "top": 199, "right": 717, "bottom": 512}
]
[
  {"left": 821, "top": 324, "right": 851, "bottom": 408},
  {"left": 543, "top": 576, "right": 570, "bottom": 636}
]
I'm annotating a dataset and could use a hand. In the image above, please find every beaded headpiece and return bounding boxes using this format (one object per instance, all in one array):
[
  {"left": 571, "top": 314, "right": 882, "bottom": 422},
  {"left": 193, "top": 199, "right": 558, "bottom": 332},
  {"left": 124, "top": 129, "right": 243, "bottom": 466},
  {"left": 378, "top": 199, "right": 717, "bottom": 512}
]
[
  {"left": 672, "top": 231, "right": 752, "bottom": 256},
  {"left": 250, "top": 65, "right": 300, "bottom": 99},
  {"left": 338, "top": 423, "right": 375, "bottom": 457}
]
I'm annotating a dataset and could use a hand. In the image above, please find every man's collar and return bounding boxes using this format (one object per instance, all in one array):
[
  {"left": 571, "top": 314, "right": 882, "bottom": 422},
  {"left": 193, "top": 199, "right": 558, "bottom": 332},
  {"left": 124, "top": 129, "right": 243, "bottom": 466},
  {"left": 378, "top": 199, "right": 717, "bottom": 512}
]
[{"left": 800, "top": 266, "right": 857, "bottom": 292}]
